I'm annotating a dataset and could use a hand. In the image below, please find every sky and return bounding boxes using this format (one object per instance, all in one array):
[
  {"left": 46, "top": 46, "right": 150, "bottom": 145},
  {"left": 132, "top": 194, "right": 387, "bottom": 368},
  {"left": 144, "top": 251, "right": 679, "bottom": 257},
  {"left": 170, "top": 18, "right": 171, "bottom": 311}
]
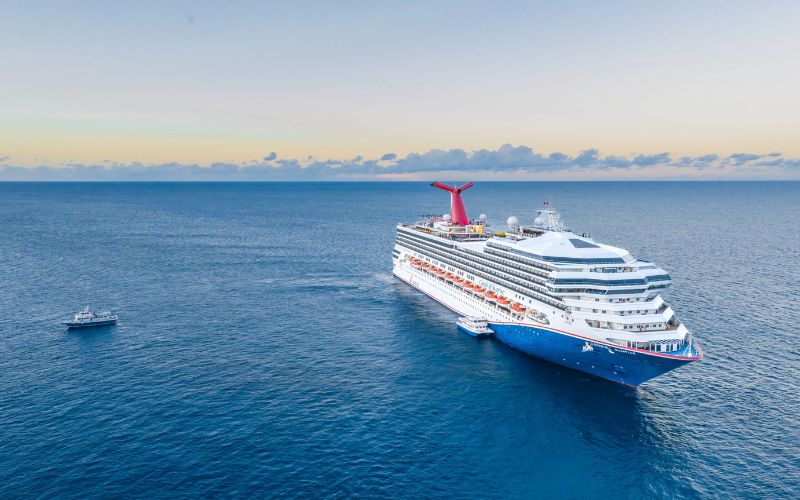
[{"left": 1, "top": 0, "right": 799, "bottom": 180}]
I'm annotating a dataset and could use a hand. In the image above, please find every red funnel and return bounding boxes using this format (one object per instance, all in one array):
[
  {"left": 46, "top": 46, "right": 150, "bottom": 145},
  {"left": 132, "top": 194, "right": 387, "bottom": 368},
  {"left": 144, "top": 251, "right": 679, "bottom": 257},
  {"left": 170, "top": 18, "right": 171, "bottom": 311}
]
[{"left": 431, "top": 181, "right": 473, "bottom": 225}]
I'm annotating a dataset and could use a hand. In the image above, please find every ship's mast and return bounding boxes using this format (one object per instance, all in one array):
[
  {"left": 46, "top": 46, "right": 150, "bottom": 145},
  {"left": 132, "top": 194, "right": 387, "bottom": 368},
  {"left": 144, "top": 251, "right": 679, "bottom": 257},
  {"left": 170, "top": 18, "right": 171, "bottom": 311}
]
[{"left": 535, "top": 200, "right": 565, "bottom": 232}]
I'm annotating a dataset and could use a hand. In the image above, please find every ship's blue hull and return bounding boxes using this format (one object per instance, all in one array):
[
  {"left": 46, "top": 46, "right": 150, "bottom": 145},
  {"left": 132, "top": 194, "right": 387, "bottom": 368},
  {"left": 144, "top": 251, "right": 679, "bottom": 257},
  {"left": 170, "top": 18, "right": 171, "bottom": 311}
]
[
  {"left": 488, "top": 322, "right": 697, "bottom": 387},
  {"left": 394, "top": 273, "right": 700, "bottom": 386},
  {"left": 65, "top": 319, "right": 117, "bottom": 329}
]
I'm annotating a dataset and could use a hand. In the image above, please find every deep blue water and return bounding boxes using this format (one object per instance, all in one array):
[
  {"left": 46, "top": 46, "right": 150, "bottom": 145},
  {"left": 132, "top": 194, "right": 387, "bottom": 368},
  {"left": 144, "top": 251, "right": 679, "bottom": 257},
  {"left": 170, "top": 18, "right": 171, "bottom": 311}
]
[{"left": 1, "top": 181, "right": 798, "bottom": 498}]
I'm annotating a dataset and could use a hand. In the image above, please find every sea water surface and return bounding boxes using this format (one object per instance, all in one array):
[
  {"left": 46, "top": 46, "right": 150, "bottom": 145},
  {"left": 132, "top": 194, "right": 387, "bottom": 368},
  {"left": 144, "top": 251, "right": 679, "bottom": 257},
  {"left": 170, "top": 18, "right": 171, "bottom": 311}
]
[{"left": 1, "top": 182, "right": 798, "bottom": 498}]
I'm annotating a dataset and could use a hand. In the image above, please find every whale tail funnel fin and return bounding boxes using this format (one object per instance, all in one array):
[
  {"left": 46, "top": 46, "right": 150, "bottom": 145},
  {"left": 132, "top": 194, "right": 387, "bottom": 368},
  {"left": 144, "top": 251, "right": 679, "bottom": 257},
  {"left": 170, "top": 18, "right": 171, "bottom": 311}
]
[{"left": 431, "top": 181, "right": 473, "bottom": 225}]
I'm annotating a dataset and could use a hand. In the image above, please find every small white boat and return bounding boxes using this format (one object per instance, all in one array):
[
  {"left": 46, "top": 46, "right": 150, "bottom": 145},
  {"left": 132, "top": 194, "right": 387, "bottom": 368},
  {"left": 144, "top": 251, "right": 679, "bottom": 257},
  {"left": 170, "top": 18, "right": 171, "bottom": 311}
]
[
  {"left": 64, "top": 306, "right": 118, "bottom": 329},
  {"left": 456, "top": 317, "right": 493, "bottom": 337}
]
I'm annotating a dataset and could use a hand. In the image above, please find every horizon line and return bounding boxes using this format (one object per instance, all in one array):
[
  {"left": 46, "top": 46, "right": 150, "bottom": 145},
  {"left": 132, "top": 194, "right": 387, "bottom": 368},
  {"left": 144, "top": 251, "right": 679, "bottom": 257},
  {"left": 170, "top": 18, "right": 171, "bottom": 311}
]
[{"left": 3, "top": 179, "right": 798, "bottom": 183}]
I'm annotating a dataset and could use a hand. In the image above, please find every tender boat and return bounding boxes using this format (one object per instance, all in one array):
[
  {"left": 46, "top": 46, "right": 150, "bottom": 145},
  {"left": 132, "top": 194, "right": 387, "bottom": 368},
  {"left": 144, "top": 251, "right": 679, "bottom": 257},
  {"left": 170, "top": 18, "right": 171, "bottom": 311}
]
[
  {"left": 64, "top": 306, "right": 118, "bottom": 329},
  {"left": 456, "top": 317, "right": 494, "bottom": 337}
]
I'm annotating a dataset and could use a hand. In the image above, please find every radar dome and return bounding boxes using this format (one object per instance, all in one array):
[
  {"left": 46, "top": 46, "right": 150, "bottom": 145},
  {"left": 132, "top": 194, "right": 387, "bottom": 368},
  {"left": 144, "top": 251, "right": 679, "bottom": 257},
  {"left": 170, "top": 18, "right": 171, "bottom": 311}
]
[
  {"left": 479, "top": 214, "right": 487, "bottom": 221},
  {"left": 442, "top": 214, "right": 451, "bottom": 222},
  {"left": 534, "top": 216, "right": 545, "bottom": 226},
  {"left": 506, "top": 216, "right": 519, "bottom": 228}
]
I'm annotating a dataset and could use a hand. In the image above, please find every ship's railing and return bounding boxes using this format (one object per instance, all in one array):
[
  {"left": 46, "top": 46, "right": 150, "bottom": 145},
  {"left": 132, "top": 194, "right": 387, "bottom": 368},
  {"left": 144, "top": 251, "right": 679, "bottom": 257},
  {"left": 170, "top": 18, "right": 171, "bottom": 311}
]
[
  {"left": 460, "top": 248, "right": 550, "bottom": 283},
  {"left": 475, "top": 247, "right": 552, "bottom": 279},
  {"left": 483, "top": 243, "right": 557, "bottom": 272},
  {"left": 568, "top": 304, "right": 669, "bottom": 318},
  {"left": 606, "top": 337, "right": 687, "bottom": 353},
  {"left": 415, "top": 260, "right": 527, "bottom": 322},
  {"left": 396, "top": 233, "right": 566, "bottom": 310},
  {"left": 397, "top": 232, "right": 555, "bottom": 298},
  {"left": 589, "top": 266, "right": 636, "bottom": 273},
  {"left": 404, "top": 224, "right": 489, "bottom": 242},
  {"left": 584, "top": 318, "right": 681, "bottom": 333}
]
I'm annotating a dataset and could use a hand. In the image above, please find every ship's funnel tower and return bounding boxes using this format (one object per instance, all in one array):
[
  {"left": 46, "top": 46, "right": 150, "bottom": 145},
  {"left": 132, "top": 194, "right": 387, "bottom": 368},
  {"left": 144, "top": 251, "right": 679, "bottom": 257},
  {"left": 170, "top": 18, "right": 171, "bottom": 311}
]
[{"left": 431, "top": 181, "right": 473, "bottom": 225}]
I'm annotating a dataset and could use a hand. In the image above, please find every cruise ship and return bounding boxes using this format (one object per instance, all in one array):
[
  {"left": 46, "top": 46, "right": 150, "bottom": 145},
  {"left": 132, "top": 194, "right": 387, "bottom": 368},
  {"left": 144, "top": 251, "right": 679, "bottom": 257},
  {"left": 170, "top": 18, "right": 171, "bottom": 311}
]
[{"left": 392, "top": 182, "right": 702, "bottom": 386}]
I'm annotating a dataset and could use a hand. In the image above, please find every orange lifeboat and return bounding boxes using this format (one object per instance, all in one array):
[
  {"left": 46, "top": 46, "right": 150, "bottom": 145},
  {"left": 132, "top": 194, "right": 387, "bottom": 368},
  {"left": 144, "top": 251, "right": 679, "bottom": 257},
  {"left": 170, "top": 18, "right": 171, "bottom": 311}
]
[
  {"left": 497, "top": 296, "right": 510, "bottom": 306},
  {"left": 421, "top": 262, "right": 430, "bottom": 268},
  {"left": 485, "top": 291, "right": 497, "bottom": 301},
  {"left": 511, "top": 303, "right": 525, "bottom": 313}
]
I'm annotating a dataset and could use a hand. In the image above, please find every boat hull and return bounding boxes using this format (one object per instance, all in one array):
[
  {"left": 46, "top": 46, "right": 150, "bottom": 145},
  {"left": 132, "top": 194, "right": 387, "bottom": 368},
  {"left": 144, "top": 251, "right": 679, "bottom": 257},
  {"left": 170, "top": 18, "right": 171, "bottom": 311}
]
[
  {"left": 488, "top": 322, "right": 694, "bottom": 387},
  {"left": 394, "top": 266, "right": 698, "bottom": 387},
  {"left": 457, "top": 324, "right": 490, "bottom": 338},
  {"left": 65, "top": 319, "right": 117, "bottom": 329}
]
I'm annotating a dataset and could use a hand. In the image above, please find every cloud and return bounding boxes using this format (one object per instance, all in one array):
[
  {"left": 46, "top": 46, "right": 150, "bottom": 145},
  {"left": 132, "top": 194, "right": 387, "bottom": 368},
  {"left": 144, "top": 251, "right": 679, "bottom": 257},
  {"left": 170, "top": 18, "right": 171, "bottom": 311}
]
[
  {"left": 573, "top": 149, "right": 599, "bottom": 166},
  {"left": 2, "top": 146, "right": 799, "bottom": 181},
  {"left": 728, "top": 153, "right": 760, "bottom": 165},
  {"left": 0, "top": 156, "right": 9, "bottom": 162},
  {"left": 632, "top": 152, "right": 671, "bottom": 166}
]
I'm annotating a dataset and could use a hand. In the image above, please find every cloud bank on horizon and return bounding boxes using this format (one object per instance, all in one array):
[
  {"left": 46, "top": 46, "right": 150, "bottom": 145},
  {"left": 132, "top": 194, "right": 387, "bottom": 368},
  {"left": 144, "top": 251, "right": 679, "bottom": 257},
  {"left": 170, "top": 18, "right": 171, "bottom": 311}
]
[{"left": 1, "top": 145, "right": 798, "bottom": 181}]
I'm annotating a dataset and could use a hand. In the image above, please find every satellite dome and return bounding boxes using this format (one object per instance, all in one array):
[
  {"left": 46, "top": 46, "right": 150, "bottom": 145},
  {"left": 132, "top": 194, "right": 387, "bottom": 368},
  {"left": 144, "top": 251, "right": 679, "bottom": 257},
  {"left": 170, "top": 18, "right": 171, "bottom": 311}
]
[
  {"left": 442, "top": 214, "right": 451, "bottom": 222},
  {"left": 534, "top": 216, "right": 545, "bottom": 226},
  {"left": 479, "top": 214, "right": 487, "bottom": 221},
  {"left": 506, "top": 216, "right": 519, "bottom": 228}
]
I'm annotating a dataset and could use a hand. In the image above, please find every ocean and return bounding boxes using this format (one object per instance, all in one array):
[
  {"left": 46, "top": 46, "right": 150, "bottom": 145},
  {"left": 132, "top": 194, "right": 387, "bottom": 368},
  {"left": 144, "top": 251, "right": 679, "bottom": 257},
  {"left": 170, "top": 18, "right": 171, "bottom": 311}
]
[{"left": 1, "top": 181, "right": 798, "bottom": 498}]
